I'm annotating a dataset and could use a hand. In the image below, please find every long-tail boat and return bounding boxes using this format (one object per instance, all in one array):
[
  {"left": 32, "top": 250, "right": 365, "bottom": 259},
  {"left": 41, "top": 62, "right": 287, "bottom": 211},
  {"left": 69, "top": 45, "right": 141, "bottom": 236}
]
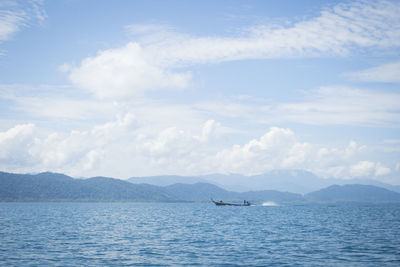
[{"left": 211, "top": 199, "right": 251, "bottom": 206}]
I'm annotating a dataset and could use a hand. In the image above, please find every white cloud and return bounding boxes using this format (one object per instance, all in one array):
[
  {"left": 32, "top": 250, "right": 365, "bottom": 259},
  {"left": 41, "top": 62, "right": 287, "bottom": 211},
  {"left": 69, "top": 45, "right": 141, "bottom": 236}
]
[
  {"left": 375, "top": 162, "right": 391, "bottom": 176},
  {"left": 0, "top": 9, "right": 24, "bottom": 42},
  {"left": 69, "top": 42, "right": 191, "bottom": 99},
  {"left": 16, "top": 97, "right": 119, "bottom": 121},
  {"left": 396, "top": 162, "right": 400, "bottom": 171},
  {"left": 148, "top": 0, "right": 400, "bottom": 65},
  {"left": 66, "top": 0, "right": 400, "bottom": 100},
  {"left": 383, "top": 139, "right": 400, "bottom": 145},
  {"left": 214, "top": 127, "right": 300, "bottom": 174},
  {"left": 345, "top": 61, "right": 400, "bottom": 83},
  {"left": 0, "top": 123, "right": 37, "bottom": 173},
  {"left": 213, "top": 128, "right": 374, "bottom": 178},
  {"left": 0, "top": 121, "right": 395, "bottom": 180},
  {"left": 82, "top": 149, "right": 103, "bottom": 171},
  {"left": 350, "top": 161, "right": 377, "bottom": 177},
  {"left": 125, "top": 23, "right": 174, "bottom": 37},
  {"left": 197, "top": 86, "right": 400, "bottom": 127},
  {"left": 8, "top": 85, "right": 391, "bottom": 154},
  {"left": 0, "top": 84, "right": 122, "bottom": 125},
  {"left": 0, "top": 0, "right": 46, "bottom": 43},
  {"left": 0, "top": 123, "right": 35, "bottom": 159},
  {"left": 197, "top": 119, "right": 221, "bottom": 142},
  {"left": 350, "top": 160, "right": 391, "bottom": 177},
  {"left": 27, "top": 113, "right": 137, "bottom": 176},
  {"left": 276, "top": 87, "right": 400, "bottom": 127}
]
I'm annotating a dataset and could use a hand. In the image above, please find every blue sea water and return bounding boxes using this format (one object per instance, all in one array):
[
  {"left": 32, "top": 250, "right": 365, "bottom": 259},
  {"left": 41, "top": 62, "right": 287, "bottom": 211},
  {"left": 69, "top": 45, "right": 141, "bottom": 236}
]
[{"left": 0, "top": 202, "right": 399, "bottom": 266}]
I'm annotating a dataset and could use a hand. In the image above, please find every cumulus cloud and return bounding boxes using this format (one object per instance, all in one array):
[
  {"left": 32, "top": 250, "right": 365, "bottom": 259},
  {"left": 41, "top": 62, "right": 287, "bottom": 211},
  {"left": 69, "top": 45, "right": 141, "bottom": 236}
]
[
  {"left": 350, "top": 161, "right": 377, "bottom": 177},
  {"left": 0, "top": 115, "right": 218, "bottom": 177},
  {"left": 66, "top": 0, "right": 400, "bottom": 99},
  {"left": 374, "top": 162, "right": 391, "bottom": 176},
  {"left": 0, "top": 123, "right": 35, "bottom": 158},
  {"left": 197, "top": 120, "right": 221, "bottom": 142},
  {"left": 27, "top": 113, "right": 137, "bottom": 175},
  {"left": 350, "top": 161, "right": 391, "bottom": 177},
  {"left": 0, "top": 124, "right": 37, "bottom": 171},
  {"left": 0, "top": 121, "right": 395, "bottom": 180},
  {"left": 69, "top": 43, "right": 191, "bottom": 99},
  {"left": 212, "top": 127, "right": 374, "bottom": 178},
  {"left": 345, "top": 61, "right": 400, "bottom": 83},
  {"left": 214, "top": 127, "right": 300, "bottom": 174}
]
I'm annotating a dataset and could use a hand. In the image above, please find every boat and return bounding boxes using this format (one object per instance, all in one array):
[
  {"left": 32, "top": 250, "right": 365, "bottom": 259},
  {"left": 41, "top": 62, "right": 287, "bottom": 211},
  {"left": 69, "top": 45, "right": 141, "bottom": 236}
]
[{"left": 211, "top": 199, "right": 251, "bottom": 206}]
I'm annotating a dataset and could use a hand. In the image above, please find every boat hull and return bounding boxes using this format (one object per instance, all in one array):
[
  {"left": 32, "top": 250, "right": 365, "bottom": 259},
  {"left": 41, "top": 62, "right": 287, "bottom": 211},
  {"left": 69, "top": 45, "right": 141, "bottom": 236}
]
[{"left": 211, "top": 199, "right": 250, "bottom": 206}]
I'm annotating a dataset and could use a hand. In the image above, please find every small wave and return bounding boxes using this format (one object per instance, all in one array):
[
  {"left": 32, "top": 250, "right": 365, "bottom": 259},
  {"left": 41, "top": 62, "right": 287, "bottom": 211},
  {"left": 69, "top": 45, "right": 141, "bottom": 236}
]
[{"left": 262, "top": 201, "right": 278, "bottom": 206}]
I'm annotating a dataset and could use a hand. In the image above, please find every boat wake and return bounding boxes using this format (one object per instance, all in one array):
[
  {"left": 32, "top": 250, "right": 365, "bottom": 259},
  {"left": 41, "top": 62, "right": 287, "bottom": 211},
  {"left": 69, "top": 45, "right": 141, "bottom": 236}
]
[{"left": 262, "top": 201, "right": 278, "bottom": 206}]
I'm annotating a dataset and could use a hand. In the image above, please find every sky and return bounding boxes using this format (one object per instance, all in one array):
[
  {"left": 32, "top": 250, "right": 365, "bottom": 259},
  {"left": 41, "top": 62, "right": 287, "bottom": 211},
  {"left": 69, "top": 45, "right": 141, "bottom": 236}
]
[{"left": 0, "top": 0, "right": 400, "bottom": 183}]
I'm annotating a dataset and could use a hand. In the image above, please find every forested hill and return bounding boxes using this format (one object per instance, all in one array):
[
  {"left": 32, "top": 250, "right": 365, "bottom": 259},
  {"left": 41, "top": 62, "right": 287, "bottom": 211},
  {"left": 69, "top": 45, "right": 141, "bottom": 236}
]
[
  {"left": 0, "top": 171, "right": 302, "bottom": 202},
  {"left": 162, "top": 183, "right": 303, "bottom": 202},
  {"left": 1, "top": 171, "right": 400, "bottom": 203},
  {"left": 0, "top": 172, "right": 171, "bottom": 202}
]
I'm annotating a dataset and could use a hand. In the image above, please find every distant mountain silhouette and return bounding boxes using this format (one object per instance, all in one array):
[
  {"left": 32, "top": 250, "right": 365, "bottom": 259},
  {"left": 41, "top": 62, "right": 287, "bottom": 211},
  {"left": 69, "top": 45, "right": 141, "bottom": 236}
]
[
  {"left": 129, "top": 175, "right": 209, "bottom": 187},
  {"left": 161, "top": 183, "right": 303, "bottom": 202},
  {"left": 130, "top": 170, "right": 400, "bottom": 194},
  {"left": 0, "top": 171, "right": 171, "bottom": 202},
  {"left": 305, "top": 184, "right": 400, "bottom": 203},
  {"left": 1, "top": 171, "right": 400, "bottom": 203},
  {"left": 0, "top": 171, "right": 304, "bottom": 203},
  {"left": 0, "top": 171, "right": 302, "bottom": 203},
  {"left": 162, "top": 183, "right": 233, "bottom": 201}
]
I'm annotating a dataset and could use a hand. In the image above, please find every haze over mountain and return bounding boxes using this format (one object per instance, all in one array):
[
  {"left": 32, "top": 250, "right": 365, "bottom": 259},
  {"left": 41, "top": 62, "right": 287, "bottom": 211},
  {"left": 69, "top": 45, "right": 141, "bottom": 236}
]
[
  {"left": 129, "top": 170, "right": 400, "bottom": 194},
  {"left": 128, "top": 175, "right": 210, "bottom": 187},
  {"left": 305, "top": 184, "right": 400, "bottom": 203}
]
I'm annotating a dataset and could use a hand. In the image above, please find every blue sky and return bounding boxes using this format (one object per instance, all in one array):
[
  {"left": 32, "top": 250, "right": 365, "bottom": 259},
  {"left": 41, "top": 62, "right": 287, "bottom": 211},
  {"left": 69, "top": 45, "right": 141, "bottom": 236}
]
[{"left": 0, "top": 0, "right": 400, "bottom": 183}]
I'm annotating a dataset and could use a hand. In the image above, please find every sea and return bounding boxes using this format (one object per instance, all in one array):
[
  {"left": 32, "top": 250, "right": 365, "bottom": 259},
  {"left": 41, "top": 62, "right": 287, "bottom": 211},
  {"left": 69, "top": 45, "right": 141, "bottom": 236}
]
[{"left": 0, "top": 202, "right": 399, "bottom": 266}]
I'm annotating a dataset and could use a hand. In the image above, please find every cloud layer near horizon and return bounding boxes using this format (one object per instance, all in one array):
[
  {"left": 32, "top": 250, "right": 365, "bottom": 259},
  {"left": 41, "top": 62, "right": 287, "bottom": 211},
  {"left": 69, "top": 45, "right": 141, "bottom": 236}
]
[{"left": 0, "top": 119, "right": 395, "bottom": 181}]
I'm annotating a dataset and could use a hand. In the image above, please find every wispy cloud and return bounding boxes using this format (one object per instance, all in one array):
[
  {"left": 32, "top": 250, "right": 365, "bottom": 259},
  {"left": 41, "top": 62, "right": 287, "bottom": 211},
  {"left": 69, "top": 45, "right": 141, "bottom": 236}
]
[
  {"left": 66, "top": 0, "right": 400, "bottom": 99},
  {"left": 0, "top": 84, "right": 122, "bottom": 129},
  {"left": 344, "top": 61, "right": 400, "bottom": 83},
  {"left": 197, "top": 86, "right": 400, "bottom": 127},
  {"left": 0, "top": 9, "right": 25, "bottom": 42},
  {"left": 0, "top": 0, "right": 46, "bottom": 45},
  {"left": 275, "top": 87, "right": 400, "bottom": 127}
]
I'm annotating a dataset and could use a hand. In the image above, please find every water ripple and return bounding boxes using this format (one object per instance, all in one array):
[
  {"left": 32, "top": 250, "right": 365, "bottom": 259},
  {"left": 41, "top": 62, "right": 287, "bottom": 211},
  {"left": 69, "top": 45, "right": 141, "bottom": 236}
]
[{"left": 0, "top": 202, "right": 399, "bottom": 266}]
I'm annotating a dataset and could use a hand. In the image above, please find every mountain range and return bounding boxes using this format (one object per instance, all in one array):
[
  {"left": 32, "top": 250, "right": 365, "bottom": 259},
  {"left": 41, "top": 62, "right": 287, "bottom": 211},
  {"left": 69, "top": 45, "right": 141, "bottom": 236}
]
[
  {"left": 129, "top": 170, "right": 400, "bottom": 194},
  {"left": 1, "top": 171, "right": 400, "bottom": 203}
]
